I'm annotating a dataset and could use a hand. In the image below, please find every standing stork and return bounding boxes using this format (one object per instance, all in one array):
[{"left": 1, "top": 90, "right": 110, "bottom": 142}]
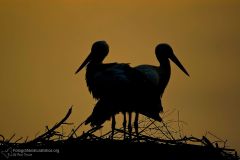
[
  {"left": 135, "top": 43, "right": 189, "bottom": 96},
  {"left": 75, "top": 41, "right": 162, "bottom": 138},
  {"left": 134, "top": 43, "right": 190, "bottom": 128}
]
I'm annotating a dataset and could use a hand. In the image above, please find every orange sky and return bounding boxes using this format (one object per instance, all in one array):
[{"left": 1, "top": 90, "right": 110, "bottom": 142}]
[{"left": 0, "top": 0, "right": 239, "bottom": 151}]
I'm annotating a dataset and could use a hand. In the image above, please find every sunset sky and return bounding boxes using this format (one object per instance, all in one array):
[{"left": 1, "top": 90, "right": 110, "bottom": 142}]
[{"left": 0, "top": 0, "right": 239, "bottom": 151}]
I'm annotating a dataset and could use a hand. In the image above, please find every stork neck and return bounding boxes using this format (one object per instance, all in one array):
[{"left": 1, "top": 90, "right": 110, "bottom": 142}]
[
  {"left": 158, "top": 58, "right": 171, "bottom": 96},
  {"left": 159, "top": 58, "right": 171, "bottom": 73},
  {"left": 85, "top": 62, "right": 103, "bottom": 98}
]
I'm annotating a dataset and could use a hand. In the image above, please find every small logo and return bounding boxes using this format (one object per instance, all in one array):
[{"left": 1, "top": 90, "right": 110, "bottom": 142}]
[{"left": 1, "top": 147, "right": 12, "bottom": 159}]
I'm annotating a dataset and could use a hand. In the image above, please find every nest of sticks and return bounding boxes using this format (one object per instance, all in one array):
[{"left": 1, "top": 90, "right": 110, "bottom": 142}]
[{"left": 0, "top": 107, "right": 239, "bottom": 160}]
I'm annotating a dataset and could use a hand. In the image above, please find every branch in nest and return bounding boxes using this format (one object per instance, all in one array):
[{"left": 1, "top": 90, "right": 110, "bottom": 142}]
[
  {"left": 0, "top": 134, "right": 5, "bottom": 142},
  {"left": 27, "top": 106, "right": 72, "bottom": 144},
  {"left": 7, "top": 133, "right": 16, "bottom": 143}
]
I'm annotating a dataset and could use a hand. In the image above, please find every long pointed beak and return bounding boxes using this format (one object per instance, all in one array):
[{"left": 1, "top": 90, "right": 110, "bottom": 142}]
[
  {"left": 75, "top": 53, "right": 92, "bottom": 74},
  {"left": 170, "top": 53, "right": 190, "bottom": 76}
]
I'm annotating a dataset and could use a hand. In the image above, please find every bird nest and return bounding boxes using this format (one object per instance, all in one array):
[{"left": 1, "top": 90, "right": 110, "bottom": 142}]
[{"left": 0, "top": 107, "right": 239, "bottom": 160}]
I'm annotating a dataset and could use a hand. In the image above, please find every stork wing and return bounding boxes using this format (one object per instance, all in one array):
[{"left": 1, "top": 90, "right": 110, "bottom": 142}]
[
  {"left": 135, "top": 65, "right": 159, "bottom": 86},
  {"left": 94, "top": 63, "right": 130, "bottom": 83},
  {"left": 91, "top": 63, "right": 132, "bottom": 98}
]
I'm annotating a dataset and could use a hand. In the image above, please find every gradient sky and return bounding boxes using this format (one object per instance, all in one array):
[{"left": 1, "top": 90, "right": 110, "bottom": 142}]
[{"left": 0, "top": 0, "right": 239, "bottom": 151}]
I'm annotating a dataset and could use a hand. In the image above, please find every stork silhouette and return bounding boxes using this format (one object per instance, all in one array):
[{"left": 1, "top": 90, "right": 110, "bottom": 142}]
[
  {"left": 135, "top": 43, "right": 189, "bottom": 96},
  {"left": 75, "top": 41, "right": 162, "bottom": 138},
  {"left": 133, "top": 43, "right": 190, "bottom": 128}
]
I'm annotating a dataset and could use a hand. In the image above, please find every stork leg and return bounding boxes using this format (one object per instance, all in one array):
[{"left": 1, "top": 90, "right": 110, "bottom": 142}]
[
  {"left": 111, "top": 115, "right": 116, "bottom": 139},
  {"left": 128, "top": 112, "right": 132, "bottom": 139},
  {"left": 134, "top": 112, "right": 139, "bottom": 140},
  {"left": 122, "top": 112, "right": 127, "bottom": 140}
]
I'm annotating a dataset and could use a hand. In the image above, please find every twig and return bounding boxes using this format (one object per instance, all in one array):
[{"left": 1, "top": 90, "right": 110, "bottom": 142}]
[
  {"left": 138, "top": 118, "right": 156, "bottom": 134},
  {"left": 177, "top": 111, "right": 182, "bottom": 139},
  {"left": 7, "top": 133, "right": 16, "bottom": 142},
  {"left": 28, "top": 106, "right": 72, "bottom": 144},
  {"left": 151, "top": 120, "right": 171, "bottom": 140},
  {"left": 35, "top": 131, "right": 40, "bottom": 138},
  {"left": 206, "top": 131, "right": 227, "bottom": 148},
  {"left": 100, "top": 130, "right": 113, "bottom": 138},
  {"left": 60, "top": 126, "right": 64, "bottom": 140},
  {"left": 68, "top": 129, "right": 77, "bottom": 138},
  {"left": 24, "top": 136, "right": 28, "bottom": 143},
  {"left": 202, "top": 136, "right": 214, "bottom": 147},
  {"left": 77, "top": 126, "right": 103, "bottom": 140},
  {"left": 162, "top": 120, "right": 175, "bottom": 140},
  {"left": 14, "top": 137, "right": 23, "bottom": 143},
  {"left": 162, "top": 108, "right": 176, "bottom": 118},
  {"left": 0, "top": 134, "right": 5, "bottom": 142},
  {"left": 62, "top": 122, "right": 74, "bottom": 125},
  {"left": 69, "top": 120, "right": 86, "bottom": 138},
  {"left": 87, "top": 126, "right": 103, "bottom": 134}
]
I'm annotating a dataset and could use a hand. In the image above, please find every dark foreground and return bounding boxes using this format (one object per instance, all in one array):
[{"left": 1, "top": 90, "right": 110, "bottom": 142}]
[
  {"left": 1, "top": 108, "right": 238, "bottom": 160},
  {"left": 1, "top": 134, "right": 238, "bottom": 160}
]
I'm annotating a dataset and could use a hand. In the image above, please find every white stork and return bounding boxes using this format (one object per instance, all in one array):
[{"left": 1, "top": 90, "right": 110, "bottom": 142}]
[{"left": 133, "top": 43, "right": 190, "bottom": 131}]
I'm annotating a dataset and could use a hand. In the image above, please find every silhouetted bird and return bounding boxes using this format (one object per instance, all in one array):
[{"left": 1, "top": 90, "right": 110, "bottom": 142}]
[
  {"left": 75, "top": 41, "right": 162, "bottom": 138},
  {"left": 135, "top": 43, "right": 189, "bottom": 98},
  {"left": 124, "top": 43, "right": 189, "bottom": 136}
]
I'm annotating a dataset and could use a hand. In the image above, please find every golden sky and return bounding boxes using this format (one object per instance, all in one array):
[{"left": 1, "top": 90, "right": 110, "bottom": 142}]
[{"left": 0, "top": 0, "right": 240, "bottom": 151}]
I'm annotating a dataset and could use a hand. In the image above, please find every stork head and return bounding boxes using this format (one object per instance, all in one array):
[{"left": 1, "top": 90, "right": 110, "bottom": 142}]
[
  {"left": 155, "top": 43, "right": 189, "bottom": 76},
  {"left": 75, "top": 41, "right": 109, "bottom": 74}
]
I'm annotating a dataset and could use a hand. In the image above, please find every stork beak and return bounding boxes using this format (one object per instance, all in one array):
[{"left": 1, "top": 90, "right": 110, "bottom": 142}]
[
  {"left": 75, "top": 53, "right": 93, "bottom": 74},
  {"left": 170, "top": 53, "right": 190, "bottom": 76}
]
